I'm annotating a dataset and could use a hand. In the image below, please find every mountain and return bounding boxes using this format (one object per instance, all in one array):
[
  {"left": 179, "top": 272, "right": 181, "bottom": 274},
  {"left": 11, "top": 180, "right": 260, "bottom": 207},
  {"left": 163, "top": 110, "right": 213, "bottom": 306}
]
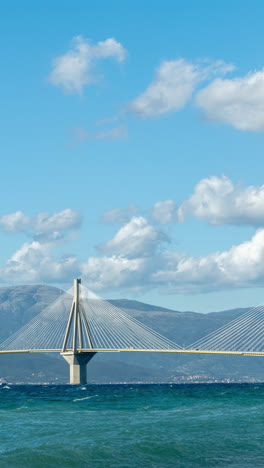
[
  {"left": 0, "top": 285, "right": 62, "bottom": 341},
  {"left": 0, "top": 285, "right": 261, "bottom": 383}
]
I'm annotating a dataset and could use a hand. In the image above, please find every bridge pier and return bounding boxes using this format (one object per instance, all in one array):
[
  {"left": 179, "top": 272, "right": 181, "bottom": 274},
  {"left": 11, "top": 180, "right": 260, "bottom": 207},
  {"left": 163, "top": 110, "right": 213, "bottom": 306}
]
[{"left": 61, "top": 352, "right": 96, "bottom": 385}]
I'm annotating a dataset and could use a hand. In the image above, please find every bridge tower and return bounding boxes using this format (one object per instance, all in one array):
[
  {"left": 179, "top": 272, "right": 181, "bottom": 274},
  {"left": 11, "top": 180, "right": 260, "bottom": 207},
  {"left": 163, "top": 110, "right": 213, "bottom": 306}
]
[{"left": 61, "top": 279, "right": 96, "bottom": 385}]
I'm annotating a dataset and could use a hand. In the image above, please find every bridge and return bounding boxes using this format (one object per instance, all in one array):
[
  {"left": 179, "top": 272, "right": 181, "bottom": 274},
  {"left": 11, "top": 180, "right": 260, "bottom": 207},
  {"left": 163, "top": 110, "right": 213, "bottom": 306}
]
[{"left": 1, "top": 278, "right": 264, "bottom": 384}]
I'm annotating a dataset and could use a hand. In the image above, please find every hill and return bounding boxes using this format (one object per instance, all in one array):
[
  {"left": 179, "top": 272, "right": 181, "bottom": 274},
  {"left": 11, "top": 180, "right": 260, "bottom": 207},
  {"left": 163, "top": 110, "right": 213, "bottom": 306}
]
[{"left": 0, "top": 285, "right": 261, "bottom": 383}]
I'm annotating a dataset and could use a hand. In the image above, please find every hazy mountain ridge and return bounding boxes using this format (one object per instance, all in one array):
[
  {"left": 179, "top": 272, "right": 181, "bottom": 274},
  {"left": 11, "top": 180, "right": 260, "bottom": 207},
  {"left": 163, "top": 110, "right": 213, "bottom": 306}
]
[
  {"left": 108, "top": 299, "right": 179, "bottom": 313},
  {"left": 0, "top": 285, "right": 260, "bottom": 383}
]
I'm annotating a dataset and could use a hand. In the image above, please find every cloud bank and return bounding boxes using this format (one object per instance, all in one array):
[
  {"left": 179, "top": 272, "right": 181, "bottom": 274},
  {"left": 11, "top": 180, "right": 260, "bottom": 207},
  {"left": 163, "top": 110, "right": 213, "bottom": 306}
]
[
  {"left": 2, "top": 212, "right": 264, "bottom": 294},
  {"left": 82, "top": 220, "right": 264, "bottom": 294},
  {"left": 2, "top": 176, "right": 264, "bottom": 293}
]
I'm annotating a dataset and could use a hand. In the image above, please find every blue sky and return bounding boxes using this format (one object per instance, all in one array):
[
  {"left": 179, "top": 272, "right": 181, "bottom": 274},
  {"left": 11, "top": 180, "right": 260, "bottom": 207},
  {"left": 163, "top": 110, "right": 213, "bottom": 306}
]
[{"left": 1, "top": 0, "right": 264, "bottom": 312}]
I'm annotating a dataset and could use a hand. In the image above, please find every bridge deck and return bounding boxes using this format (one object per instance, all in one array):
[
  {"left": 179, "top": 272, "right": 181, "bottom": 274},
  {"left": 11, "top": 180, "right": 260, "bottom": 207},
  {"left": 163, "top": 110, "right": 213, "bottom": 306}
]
[{"left": 1, "top": 349, "right": 264, "bottom": 356}]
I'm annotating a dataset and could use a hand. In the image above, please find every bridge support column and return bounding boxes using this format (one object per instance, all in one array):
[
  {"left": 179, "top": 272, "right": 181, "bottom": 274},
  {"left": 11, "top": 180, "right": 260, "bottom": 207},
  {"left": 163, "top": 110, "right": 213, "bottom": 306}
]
[{"left": 61, "top": 352, "right": 96, "bottom": 385}]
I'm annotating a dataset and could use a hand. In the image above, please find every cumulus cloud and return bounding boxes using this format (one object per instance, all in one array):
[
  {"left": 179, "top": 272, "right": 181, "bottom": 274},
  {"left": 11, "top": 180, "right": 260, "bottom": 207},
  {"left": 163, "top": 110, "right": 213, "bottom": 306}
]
[
  {"left": 149, "top": 176, "right": 264, "bottom": 226},
  {"left": 0, "top": 211, "right": 30, "bottom": 233},
  {"left": 97, "top": 216, "right": 169, "bottom": 258},
  {"left": 81, "top": 228, "right": 264, "bottom": 294},
  {"left": 179, "top": 176, "right": 264, "bottom": 226},
  {"left": 0, "top": 208, "right": 82, "bottom": 284},
  {"left": 100, "top": 204, "right": 140, "bottom": 224},
  {"left": 152, "top": 229, "right": 264, "bottom": 293},
  {"left": 128, "top": 59, "right": 199, "bottom": 118},
  {"left": 2, "top": 241, "right": 79, "bottom": 283},
  {"left": 4, "top": 180, "right": 264, "bottom": 291},
  {"left": 79, "top": 181, "right": 264, "bottom": 293},
  {"left": 3, "top": 205, "right": 264, "bottom": 292},
  {"left": 4, "top": 221, "right": 264, "bottom": 292},
  {"left": 128, "top": 58, "right": 234, "bottom": 118},
  {"left": 0, "top": 209, "right": 82, "bottom": 238},
  {"left": 49, "top": 36, "right": 127, "bottom": 94},
  {"left": 33, "top": 209, "right": 81, "bottom": 233},
  {"left": 81, "top": 255, "right": 148, "bottom": 291},
  {"left": 151, "top": 200, "right": 180, "bottom": 224},
  {"left": 195, "top": 70, "right": 264, "bottom": 131}
]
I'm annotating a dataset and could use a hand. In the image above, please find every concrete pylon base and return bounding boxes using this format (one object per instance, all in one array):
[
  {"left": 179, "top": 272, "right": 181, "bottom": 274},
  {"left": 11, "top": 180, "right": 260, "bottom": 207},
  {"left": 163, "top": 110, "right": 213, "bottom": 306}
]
[{"left": 61, "top": 352, "right": 96, "bottom": 385}]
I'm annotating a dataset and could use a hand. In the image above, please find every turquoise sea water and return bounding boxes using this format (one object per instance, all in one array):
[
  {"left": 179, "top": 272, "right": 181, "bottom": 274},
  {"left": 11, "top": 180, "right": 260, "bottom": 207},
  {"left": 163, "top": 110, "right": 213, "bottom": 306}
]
[{"left": 0, "top": 383, "right": 264, "bottom": 467}]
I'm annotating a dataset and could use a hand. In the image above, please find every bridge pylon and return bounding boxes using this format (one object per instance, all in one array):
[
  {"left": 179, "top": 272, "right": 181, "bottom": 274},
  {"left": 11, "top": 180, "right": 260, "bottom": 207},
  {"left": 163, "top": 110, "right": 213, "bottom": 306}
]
[{"left": 61, "top": 278, "right": 96, "bottom": 384}]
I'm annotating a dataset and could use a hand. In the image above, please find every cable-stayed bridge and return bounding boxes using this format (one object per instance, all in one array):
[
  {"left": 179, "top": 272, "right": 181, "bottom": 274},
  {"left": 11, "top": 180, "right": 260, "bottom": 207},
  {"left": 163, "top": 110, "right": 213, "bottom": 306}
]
[{"left": 0, "top": 278, "right": 264, "bottom": 384}]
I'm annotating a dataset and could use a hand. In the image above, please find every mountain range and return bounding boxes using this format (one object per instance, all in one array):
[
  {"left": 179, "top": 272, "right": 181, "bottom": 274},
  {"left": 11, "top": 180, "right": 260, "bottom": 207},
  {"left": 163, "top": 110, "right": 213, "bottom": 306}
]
[{"left": 0, "top": 285, "right": 262, "bottom": 384}]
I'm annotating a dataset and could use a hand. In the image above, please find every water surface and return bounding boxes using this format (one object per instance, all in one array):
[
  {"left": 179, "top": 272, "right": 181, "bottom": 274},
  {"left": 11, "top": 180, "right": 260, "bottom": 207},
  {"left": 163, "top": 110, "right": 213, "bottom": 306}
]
[{"left": 0, "top": 383, "right": 263, "bottom": 467}]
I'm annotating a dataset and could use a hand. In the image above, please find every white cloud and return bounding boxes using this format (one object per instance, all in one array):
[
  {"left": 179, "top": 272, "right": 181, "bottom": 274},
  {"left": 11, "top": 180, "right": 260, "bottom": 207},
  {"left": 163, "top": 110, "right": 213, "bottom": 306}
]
[
  {"left": 149, "top": 176, "right": 264, "bottom": 226},
  {"left": 3, "top": 205, "right": 264, "bottom": 292},
  {"left": 81, "top": 228, "right": 264, "bottom": 294},
  {"left": 128, "top": 58, "right": 234, "bottom": 118},
  {"left": 69, "top": 125, "right": 127, "bottom": 146},
  {"left": 179, "top": 176, "right": 264, "bottom": 226},
  {"left": 152, "top": 229, "right": 264, "bottom": 293},
  {"left": 94, "top": 38, "right": 126, "bottom": 61},
  {"left": 200, "top": 59, "right": 235, "bottom": 77},
  {"left": 81, "top": 255, "right": 148, "bottom": 291},
  {"left": 100, "top": 204, "right": 140, "bottom": 224},
  {"left": 195, "top": 70, "right": 264, "bottom": 131},
  {"left": 2, "top": 241, "right": 79, "bottom": 283},
  {"left": 0, "top": 209, "right": 82, "bottom": 237},
  {"left": 4, "top": 222, "right": 264, "bottom": 292},
  {"left": 97, "top": 216, "right": 169, "bottom": 258},
  {"left": 128, "top": 59, "right": 199, "bottom": 118},
  {"left": 151, "top": 200, "right": 179, "bottom": 224},
  {"left": 89, "top": 125, "right": 128, "bottom": 141},
  {"left": 79, "top": 174, "right": 264, "bottom": 293},
  {"left": 49, "top": 36, "right": 127, "bottom": 94},
  {"left": 33, "top": 209, "right": 81, "bottom": 233},
  {"left": 0, "top": 208, "right": 82, "bottom": 284},
  {"left": 0, "top": 211, "right": 30, "bottom": 232},
  {"left": 4, "top": 218, "right": 264, "bottom": 291}
]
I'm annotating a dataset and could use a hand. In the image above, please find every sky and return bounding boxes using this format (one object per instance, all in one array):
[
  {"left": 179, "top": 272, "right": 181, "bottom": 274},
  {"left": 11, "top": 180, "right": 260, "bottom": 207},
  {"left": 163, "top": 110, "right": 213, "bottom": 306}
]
[{"left": 1, "top": 0, "right": 264, "bottom": 312}]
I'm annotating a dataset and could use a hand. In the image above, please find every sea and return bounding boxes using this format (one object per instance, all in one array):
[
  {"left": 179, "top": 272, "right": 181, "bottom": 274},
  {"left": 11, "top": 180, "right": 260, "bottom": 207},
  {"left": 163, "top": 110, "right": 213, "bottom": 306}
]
[{"left": 0, "top": 383, "right": 263, "bottom": 468}]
